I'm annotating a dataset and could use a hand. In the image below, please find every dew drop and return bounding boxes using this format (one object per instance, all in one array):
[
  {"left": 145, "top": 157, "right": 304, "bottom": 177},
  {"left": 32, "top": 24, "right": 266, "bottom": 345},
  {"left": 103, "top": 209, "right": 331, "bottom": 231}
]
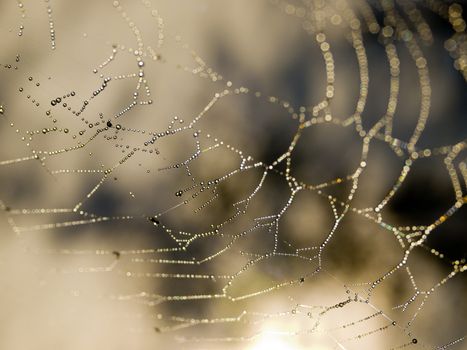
[{"left": 149, "top": 217, "right": 160, "bottom": 226}]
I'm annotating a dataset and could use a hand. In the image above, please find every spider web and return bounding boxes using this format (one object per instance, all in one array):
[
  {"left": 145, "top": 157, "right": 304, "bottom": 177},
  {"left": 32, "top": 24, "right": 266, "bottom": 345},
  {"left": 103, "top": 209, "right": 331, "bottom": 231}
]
[{"left": 0, "top": 0, "right": 466, "bottom": 349}]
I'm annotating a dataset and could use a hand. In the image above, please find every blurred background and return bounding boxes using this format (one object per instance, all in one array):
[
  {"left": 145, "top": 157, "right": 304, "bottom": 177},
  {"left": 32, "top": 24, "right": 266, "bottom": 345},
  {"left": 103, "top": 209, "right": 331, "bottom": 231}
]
[{"left": 0, "top": 0, "right": 466, "bottom": 349}]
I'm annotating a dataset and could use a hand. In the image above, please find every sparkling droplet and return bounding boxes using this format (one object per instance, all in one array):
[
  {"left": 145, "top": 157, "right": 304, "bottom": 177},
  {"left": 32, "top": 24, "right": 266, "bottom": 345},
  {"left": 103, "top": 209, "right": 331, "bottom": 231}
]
[{"left": 149, "top": 217, "right": 160, "bottom": 226}]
